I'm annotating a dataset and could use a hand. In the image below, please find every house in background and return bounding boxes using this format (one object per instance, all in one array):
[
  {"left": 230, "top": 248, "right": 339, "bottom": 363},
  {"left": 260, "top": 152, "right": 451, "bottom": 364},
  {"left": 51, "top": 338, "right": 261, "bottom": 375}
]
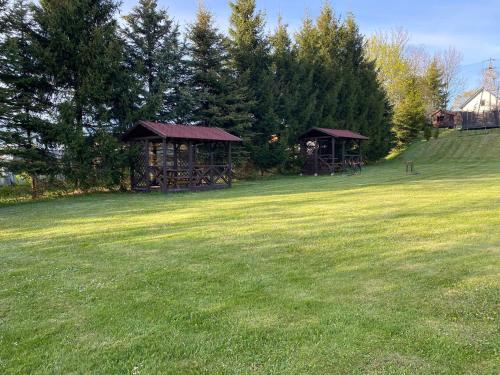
[
  {"left": 458, "top": 88, "right": 500, "bottom": 129},
  {"left": 460, "top": 88, "right": 499, "bottom": 112}
]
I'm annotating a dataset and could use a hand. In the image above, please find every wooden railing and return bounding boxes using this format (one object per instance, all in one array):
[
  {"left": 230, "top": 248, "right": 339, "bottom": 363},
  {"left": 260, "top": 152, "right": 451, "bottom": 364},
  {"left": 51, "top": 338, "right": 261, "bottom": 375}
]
[{"left": 146, "top": 164, "right": 230, "bottom": 189}]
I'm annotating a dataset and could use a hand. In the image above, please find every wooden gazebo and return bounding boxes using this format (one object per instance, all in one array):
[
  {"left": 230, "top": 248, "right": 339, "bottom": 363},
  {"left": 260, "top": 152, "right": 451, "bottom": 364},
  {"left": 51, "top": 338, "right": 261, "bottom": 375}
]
[
  {"left": 122, "top": 121, "right": 242, "bottom": 192},
  {"left": 298, "top": 128, "right": 369, "bottom": 175}
]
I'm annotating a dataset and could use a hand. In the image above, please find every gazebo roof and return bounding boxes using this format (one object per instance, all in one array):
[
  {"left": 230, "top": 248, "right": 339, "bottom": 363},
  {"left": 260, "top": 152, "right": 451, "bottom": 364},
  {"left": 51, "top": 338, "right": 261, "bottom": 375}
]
[
  {"left": 122, "top": 121, "right": 242, "bottom": 142},
  {"left": 299, "top": 127, "right": 369, "bottom": 140}
]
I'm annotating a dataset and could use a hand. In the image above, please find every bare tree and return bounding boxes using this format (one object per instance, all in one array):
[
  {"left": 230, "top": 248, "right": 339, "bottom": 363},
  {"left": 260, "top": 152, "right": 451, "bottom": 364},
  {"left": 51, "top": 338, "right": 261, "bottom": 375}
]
[
  {"left": 436, "top": 46, "right": 464, "bottom": 108},
  {"left": 406, "top": 45, "right": 430, "bottom": 76}
]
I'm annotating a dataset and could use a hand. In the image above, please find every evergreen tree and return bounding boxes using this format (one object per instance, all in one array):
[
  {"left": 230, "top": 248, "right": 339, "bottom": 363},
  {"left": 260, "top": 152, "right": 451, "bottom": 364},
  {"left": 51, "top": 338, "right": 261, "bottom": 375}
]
[
  {"left": 186, "top": 4, "right": 251, "bottom": 137},
  {"left": 34, "top": 0, "right": 126, "bottom": 189},
  {"left": 338, "top": 14, "right": 393, "bottom": 159},
  {"left": 270, "top": 17, "right": 300, "bottom": 152},
  {"left": 229, "top": 0, "right": 282, "bottom": 175},
  {"left": 0, "top": 0, "right": 8, "bottom": 33},
  {"left": 336, "top": 14, "right": 362, "bottom": 130},
  {"left": 294, "top": 15, "right": 319, "bottom": 132},
  {"left": 314, "top": 3, "right": 342, "bottom": 127},
  {"left": 393, "top": 76, "right": 426, "bottom": 146},
  {"left": 0, "top": 0, "right": 57, "bottom": 198},
  {"left": 121, "top": 0, "right": 190, "bottom": 122},
  {"left": 359, "top": 62, "right": 394, "bottom": 159},
  {"left": 424, "top": 58, "right": 446, "bottom": 111},
  {"left": 0, "top": 0, "right": 10, "bottom": 122}
]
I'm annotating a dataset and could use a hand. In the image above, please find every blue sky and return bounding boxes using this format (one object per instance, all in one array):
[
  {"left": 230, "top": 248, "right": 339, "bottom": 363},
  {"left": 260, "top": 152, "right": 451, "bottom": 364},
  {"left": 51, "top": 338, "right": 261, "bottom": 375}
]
[{"left": 121, "top": 0, "right": 500, "bottom": 90}]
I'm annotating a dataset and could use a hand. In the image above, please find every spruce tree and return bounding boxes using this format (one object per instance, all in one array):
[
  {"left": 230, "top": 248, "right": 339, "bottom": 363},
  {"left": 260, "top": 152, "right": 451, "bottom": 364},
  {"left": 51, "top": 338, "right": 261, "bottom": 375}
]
[
  {"left": 338, "top": 14, "right": 393, "bottom": 159},
  {"left": 121, "top": 0, "right": 190, "bottom": 122},
  {"left": 229, "top": 0, "right": 282, "bottom": 175},
  {"left": 294, "top": 15, "right": 319, "bottom": 132},
  {"left": 186, "top": 4, "right": 251, "bottom": 137},
  {"left": 0, "top": 0, "right": 8, "bottom": 33},
  {"left": 424, "top": 58, "right": 446, "bottom": 111},
  {"left": 270, "top": 17, "right": 300, "bottom": 152},
  {"left": 0, "top": 0, "right": 57, "bottom": 198},
  {"left": 337, "top": 14, "right": 362, "bottom": 130},
  {"left": 393, "top": 76, "right": 426, "bottom": 146},
  {"left": 34, "top": 0, "right": 125, "bottom": 189},
  {"left": 270, "top": 18, "right": 306, "bottom": 171},
  {"left": 359, "top": 62, "right": 394, "bottom": 159},
  {"left": 314, "top": 3, "right": 342, "bottom": 127}
]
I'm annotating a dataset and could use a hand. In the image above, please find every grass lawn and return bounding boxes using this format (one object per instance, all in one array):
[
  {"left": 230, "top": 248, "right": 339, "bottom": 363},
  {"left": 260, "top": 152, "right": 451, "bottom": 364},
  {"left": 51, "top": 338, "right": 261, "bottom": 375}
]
[{"left": 1, "top": 130, "right": 499, "bottom": 374}]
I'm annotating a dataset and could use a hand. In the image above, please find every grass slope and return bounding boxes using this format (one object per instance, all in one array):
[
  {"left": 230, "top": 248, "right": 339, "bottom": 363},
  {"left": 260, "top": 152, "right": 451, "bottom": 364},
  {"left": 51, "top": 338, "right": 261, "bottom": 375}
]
[{"left": 1, "top": 130, "right": 499, "bottom": 374}]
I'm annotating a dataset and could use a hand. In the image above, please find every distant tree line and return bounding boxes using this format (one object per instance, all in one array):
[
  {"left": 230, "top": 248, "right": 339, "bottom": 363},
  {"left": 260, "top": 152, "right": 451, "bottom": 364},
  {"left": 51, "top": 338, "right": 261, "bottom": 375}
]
[{"left": 0, "top": 0, "right": 456, "bottom": 197}]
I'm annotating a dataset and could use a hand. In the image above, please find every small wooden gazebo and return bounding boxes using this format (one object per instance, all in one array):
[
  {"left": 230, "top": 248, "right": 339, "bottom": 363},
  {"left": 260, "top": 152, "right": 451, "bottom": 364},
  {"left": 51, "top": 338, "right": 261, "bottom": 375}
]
[
  {"left": 122, "top": 121, "right": 242, "bottom": 192},
  {"left": 298, "top": 128, "right": 369, "bottom": 175}
]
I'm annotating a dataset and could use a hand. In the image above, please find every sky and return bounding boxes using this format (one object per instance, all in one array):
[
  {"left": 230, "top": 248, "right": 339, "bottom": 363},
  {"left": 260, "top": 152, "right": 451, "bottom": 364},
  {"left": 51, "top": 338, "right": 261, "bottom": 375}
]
[{"left": 121, "top": 0, "right": 500, "bottom": 91}]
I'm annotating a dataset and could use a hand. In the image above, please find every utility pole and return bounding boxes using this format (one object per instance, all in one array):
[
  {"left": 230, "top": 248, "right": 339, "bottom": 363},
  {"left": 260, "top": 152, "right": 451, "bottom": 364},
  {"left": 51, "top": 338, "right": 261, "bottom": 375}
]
[{"left": 482, "top": 58, "right": 497, "bottom": 94}]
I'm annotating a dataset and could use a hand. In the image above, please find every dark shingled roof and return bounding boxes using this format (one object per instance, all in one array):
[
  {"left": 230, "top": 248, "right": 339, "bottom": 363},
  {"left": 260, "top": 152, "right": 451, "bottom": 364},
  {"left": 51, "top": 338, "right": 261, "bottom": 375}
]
[
  {"left": 122, "top": 121, "right": 242, "bottom": 142},
  {"left": 300, "top": 127, "right": 369, "bottom": 140}
]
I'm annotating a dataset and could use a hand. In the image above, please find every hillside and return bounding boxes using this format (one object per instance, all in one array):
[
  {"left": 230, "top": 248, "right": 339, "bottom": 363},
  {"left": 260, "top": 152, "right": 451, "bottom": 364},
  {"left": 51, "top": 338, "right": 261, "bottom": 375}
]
[{"left": 393, "top": 128, "right": 500, "bottom": 164}]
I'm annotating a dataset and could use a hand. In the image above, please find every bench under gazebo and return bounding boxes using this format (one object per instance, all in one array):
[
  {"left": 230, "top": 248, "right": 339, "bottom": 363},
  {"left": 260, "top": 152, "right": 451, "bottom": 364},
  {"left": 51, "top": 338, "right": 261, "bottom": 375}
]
[
  {"left": 298, "top": 128, "right": 369, "bottom": 175},
  {"left": 122, "top": 121, "right": 242, "bottom": 192}
]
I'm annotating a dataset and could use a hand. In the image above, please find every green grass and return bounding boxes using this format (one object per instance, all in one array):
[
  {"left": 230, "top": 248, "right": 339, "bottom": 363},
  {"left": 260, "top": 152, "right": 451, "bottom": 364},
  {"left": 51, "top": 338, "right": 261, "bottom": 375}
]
[{"left": 1, "top": 130, "right": 499, "bottom": 374}]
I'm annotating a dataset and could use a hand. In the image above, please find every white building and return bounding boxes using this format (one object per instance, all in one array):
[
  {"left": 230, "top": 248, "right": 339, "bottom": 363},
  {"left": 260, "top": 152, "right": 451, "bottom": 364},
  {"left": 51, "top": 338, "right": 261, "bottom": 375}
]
[{"left": 460, "top": 88, "right": 499, "bottom": 112}]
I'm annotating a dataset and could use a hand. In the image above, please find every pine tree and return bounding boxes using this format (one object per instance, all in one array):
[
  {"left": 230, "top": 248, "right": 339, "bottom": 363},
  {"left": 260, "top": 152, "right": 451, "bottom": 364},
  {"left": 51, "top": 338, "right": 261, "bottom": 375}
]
[
  {"left": 228, "top": 0, "right": 281, "bottom": 175},
  {"left": 186, "top": 4, "right": 251, "bottom": 137},
  {"left": 34, "top": 0, "right": 125, "bottom": 189},
  {"left": 121, "top": 0, "right": 190, "bottom": 122},
  {"left": 0, "top": 0, "right": 57, "bottom": 198}
]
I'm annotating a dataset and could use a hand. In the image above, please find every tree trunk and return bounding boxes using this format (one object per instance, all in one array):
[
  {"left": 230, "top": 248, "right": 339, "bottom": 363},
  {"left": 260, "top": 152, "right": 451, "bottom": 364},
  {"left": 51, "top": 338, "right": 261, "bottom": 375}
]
[{"left": 31, "top": 174, "right": 39, "bottom": 199}]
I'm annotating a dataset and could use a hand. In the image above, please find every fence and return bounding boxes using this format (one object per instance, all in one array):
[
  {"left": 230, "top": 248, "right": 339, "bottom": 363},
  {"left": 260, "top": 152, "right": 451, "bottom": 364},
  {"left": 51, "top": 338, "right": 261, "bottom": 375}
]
[{"left": 459, "top": 110, "right": 500, "bottom": 130}]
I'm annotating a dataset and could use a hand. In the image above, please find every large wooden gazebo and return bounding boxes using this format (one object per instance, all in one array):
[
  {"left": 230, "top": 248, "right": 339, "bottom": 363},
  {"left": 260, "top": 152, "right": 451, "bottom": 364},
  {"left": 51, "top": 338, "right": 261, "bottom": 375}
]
[
  {"left": 122, "top": 121, "right": 242, "bottom": 192},
  {"left": 298, "top": 128, "right": 369, "bottom": 175}
]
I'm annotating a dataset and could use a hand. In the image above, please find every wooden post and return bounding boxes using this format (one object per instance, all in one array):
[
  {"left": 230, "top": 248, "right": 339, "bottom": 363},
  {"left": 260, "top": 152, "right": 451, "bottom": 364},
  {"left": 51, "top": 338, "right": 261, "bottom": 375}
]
[
  {"left": 313, "top": 138, "right": 318, "bottom": 175},
  {"left": 161, "top": 138, "right": 167, "bottom": 193},
  {"left": 188, "top": 141, "right": 193, "bottom": 189},
  {"left": 144, "top": 140, "right": 150, "bottom": 191},
  {"left": 331, "top": 137, "right": 335, "bottom": 175},
  {"left": 228, "top": 142, "right": 232, "bottom": 187},
  {"left": 341, "top": 140, "right": 346, "bottom": 170},
  {"left": 173, "top": 143, "right": 178, "bottom": 188},
  {"left": 209, "top": 142, "right": 215, "bottom": 185},
  {"left": 358, "top": 140, "right": 362, "bottom": 169}
]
